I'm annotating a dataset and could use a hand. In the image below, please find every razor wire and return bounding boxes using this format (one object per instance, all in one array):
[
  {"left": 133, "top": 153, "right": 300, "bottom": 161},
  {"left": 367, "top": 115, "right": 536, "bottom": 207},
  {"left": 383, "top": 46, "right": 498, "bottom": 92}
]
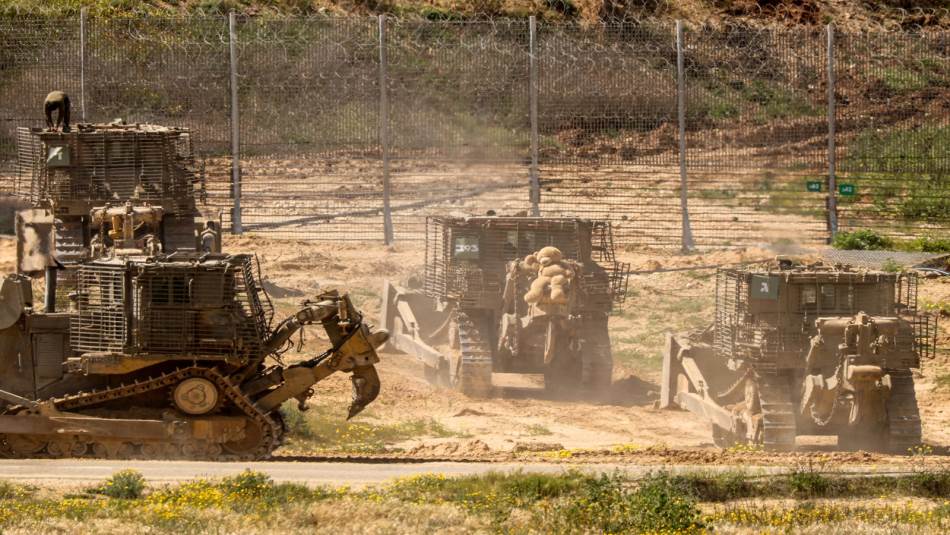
[
  {"left": 0, "top": 16, "right": 81, "bottom": 196},
  {"left": 383, "top": 18, "right": 533, "bottom": 241},
  {"left": 536, "top": 20, "right": 681, "bottom": 247},
  {"left": 0, "top": 13, "right": 947, "bottom": 247},
  {"left": 229, "top": 15, "right": 382, "bottom": 239},
  {"left": 680, "top": 24, "right": 830, "bottom": 248},
  {"left": 834, "top": 30, "right": 950, "bottom": 240}
]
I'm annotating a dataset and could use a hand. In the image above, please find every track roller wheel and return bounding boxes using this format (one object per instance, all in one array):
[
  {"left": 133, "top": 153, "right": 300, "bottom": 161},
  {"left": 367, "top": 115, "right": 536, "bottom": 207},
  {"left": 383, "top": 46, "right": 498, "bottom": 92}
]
[
  {"left": 93, "top": 441, "right": 135, "bottom": 459},
  {"left": 6, "top": 435, "right": 47, "bottom": 457},
  {"left": 221, "top": 419, "right": 267, "bottom": 459}
]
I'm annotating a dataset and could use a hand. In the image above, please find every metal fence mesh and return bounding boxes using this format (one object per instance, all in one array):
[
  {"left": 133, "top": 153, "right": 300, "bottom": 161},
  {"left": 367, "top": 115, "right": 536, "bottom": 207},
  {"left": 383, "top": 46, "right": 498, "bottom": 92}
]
[
  {"left": 0, "top": 14, "right": 947, "bottom": 248},
  {"left": 835, "top": 31, "right": 950, "bottom": 238},
  {"left": 683, "top": 25, "right": 830, "bottom": 247},
  {"left": 233, "top": 16, "right": 381, "bottom": 238},
  {"left": 385, "top": 19, "right": 532, "bottom": 241},
  {"left": 537, "top": 21, "right": 682, "bottom": 247}
]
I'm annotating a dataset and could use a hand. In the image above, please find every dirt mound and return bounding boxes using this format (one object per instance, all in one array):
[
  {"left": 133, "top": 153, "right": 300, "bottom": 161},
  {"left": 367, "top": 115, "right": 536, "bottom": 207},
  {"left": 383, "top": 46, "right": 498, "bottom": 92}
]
[
  {"left": 407, "top": 439, "right": 492, "bottom": 457},
  {"left": 512, "top": 441, "right": 565, "bottom": 453}
]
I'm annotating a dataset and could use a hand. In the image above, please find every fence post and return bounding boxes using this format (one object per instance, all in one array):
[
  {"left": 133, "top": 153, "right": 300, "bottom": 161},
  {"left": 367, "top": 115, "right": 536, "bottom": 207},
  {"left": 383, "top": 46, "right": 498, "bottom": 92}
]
[
  {"left": 675, "top": 20, "right": 695, "bottom": 252},
  {"left": 79, "top": 7, "right": 87, "bottom": 122},
  {"left": 379, "top": 15, "right": 394, "bottom": 245},
  {"left": 228, "top": 12, "right": 242, "bottom": 235},
  {"left": 826, "top": 23, "right": 838, "bottom": 240},
  {"left": 529, "top": 16, "right": 540, "bottom": 216}
]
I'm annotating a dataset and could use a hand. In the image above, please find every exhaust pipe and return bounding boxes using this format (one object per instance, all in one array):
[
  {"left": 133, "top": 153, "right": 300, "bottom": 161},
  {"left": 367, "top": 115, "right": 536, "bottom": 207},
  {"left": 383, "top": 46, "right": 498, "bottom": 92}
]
[{"left": 44, "top": 265, "right": 57, "bottom": 313}]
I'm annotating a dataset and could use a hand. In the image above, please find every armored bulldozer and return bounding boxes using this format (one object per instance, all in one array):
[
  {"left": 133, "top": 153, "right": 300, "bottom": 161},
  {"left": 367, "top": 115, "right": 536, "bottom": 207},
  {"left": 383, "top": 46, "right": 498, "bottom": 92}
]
[
  {"left": 14, "top": 123, "right": 219, "bottom": 274},
  {"left": 0, "top": 120, "right": 387, "bottom": 460},
  {"left": 382, "top": 216, "right": 628, "bottom": 396},
  {"left": 0, "top": 253, "right": 387, "bottom": 460},
  {"left": 660, "top": 260, "right": 937, "bottom": 452}
]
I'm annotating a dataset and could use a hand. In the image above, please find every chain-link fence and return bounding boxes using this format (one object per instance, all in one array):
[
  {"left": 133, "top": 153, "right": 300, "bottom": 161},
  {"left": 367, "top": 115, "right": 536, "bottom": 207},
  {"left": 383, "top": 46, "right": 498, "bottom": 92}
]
[{"left": 1, "top": 13, "right": 947, "bottom": 249}]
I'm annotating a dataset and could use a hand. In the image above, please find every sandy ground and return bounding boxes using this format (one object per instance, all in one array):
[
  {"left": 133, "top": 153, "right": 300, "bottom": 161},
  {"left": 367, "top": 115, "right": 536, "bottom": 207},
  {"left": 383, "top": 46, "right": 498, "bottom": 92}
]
[
  {"left": 215, "top": 235, "right": 949, "bottom": 456},
  {"left": 1, "top": 234, "right": 948, "bottom": 460}
]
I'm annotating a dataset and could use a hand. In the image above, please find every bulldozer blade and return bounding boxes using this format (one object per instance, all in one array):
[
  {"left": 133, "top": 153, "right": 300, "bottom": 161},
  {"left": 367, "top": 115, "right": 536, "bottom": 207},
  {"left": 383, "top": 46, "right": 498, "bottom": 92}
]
[{"left": 347, "top": 365, "right": 380, "bottom": 420}]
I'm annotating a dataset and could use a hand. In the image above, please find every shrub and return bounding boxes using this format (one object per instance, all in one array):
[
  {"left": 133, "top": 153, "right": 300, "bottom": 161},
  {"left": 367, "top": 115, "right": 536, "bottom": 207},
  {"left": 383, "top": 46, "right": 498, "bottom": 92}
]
[
  {"left": 904, "top": 235, "right": 950, "bottom": 253},
  {"left": 94, "top": 469, "right": 146, "bottom": 499},
  {"left": 539, "top": 473, "right": 703, "bottom": 533},
  {"left": 902, "top": 469, "right": 950, "bottom": 498},
  {"left": 844, "top": 126, "right": 950, "bottom": 221},
  {"left": 789, "top": 467, "right": 830, "bottom": 497},
  {"left": 220, "top": 470, "right": 273, "bottom": 497},
  {"left": 881, "top": 258, "right": 904, "bottom": 273},
  {"left": 832, "top": 229, "right": 893, "bottom": 250}
]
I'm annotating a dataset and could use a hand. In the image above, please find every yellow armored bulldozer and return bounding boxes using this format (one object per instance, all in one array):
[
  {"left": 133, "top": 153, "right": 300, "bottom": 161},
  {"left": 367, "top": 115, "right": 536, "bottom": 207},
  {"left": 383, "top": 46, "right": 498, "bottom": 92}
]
[
  {"left": 14, "top": 123, "right": 220, "bottom": 275},
  {"left": 0, "top": 254, "right": 387, "bottom": 460},
  {"left": 381, "top": 216, "right": 628, "bottom": 397},
  {"left": 0, "top": 122, "right": 388, "bottom": 460},
  {"left": 660, "top": 260, "right": 937, "bottom": 452}
]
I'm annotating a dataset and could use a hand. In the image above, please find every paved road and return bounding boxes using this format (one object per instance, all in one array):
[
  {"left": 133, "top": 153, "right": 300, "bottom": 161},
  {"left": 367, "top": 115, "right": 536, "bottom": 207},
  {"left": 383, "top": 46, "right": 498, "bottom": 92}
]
[{"left": 0, "top": 459, "right": 925, "bottom": 487}]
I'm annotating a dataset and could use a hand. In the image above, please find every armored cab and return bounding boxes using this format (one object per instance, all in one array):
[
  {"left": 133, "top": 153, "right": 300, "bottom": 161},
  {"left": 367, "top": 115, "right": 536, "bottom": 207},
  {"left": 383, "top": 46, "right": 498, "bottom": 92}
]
[
  {"left": 382, "top": 216, "right": 628, "bottom": 396},
  {"left": 661, "top": 260, "right": 937, "bottom": 452},
  {"left": 14, "top": 123, "right": 219, "bottom": 274}
]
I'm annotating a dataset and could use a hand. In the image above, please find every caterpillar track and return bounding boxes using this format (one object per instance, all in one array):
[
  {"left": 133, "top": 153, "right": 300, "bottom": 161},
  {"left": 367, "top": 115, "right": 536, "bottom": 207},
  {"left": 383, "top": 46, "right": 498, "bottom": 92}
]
[
  {"left": 2, "top": 125, "right": 390, "bottom": 462},
  {"left": 453, "top": 313, "right": 493, "bottom": 397},
  {"left": 1, "top": 366, "right": 283, "bottom": 461},
  {"left": 886, "top": 369, "right": 922, "bottom": 453},
  {"left": 382, "top": 217, "right": 626, "bottom": 399},
  {"left": 755, "top": 373, "right": 796, "bottom": 451},
  {"left": 580, "top": 314, "right": 613, "bottom": 390}
]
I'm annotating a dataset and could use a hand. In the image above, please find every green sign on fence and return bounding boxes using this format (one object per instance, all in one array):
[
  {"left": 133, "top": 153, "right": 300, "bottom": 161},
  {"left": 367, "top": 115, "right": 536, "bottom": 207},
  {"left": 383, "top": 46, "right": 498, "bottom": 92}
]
[
  {"left": 806, "top": 181, "right": 822, "bottom": 192},
  {"left": 838, "top": 184, "right": 857, "bottom": 196}
]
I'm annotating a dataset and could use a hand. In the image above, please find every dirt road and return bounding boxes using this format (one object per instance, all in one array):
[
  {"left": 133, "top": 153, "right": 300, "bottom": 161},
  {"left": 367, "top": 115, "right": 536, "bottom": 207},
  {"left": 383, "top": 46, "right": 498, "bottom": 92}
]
[{"left": 0, "top": 458, "right": 937, "bottom": 488}]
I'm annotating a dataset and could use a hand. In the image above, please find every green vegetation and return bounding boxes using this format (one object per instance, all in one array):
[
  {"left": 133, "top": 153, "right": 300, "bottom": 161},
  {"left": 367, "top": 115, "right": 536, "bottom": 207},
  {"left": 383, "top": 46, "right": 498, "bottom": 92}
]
[
  {"left": 832, "top": 228, "right": 893, "bottom": 250},
  {"left": 698, "top": 78, "right": 821, "bottom": 125},
  {"left": 92, "top": 469, "right": 147, "bottom": 499},
  {"left": 4, "top": 469, "right": 950, "bottom": 533},
  {"left": 612, "top": 290, "right": 712, "bottom": 373},
  {"left": 537, "top": 473, "right": 703, "bottom": 533},
  {"left": 844, "top": 125, "right": 950, "bottom": 221},
  {"left": 876, "top": 56, "right": 948, "bottom": 96},
  {"left": 881, "top": 258, "right": 904, "bottom": 273},
  {"left": 612, "top": 347, "right": 665, "bottom": 372},
  {"left": 710, "top": 502, "right": 950, "bottom": 531},
  {"left": 832, "top": 228, "right": 950, "bottom": 254},
  {"left": 612, "top": 468, "right": 950, "bottom": 503},
  {"left": 279, "top": 400, "right": 456, "bottom": 453},
  {"left": 524, "top": 423, "right": 552, "bottom": 436},
  {"left": 906, "top": 235, "right": 950, "bottom": 253}
]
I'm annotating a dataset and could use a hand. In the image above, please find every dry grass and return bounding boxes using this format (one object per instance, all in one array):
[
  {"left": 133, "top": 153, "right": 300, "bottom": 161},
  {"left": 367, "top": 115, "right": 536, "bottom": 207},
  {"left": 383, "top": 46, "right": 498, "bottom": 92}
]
[
  {"left": 3, "top": 469, "right": 950, "bottom": 534},
  {"left": 278, "top": 400, "right": 459, "bottom": 454}
]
